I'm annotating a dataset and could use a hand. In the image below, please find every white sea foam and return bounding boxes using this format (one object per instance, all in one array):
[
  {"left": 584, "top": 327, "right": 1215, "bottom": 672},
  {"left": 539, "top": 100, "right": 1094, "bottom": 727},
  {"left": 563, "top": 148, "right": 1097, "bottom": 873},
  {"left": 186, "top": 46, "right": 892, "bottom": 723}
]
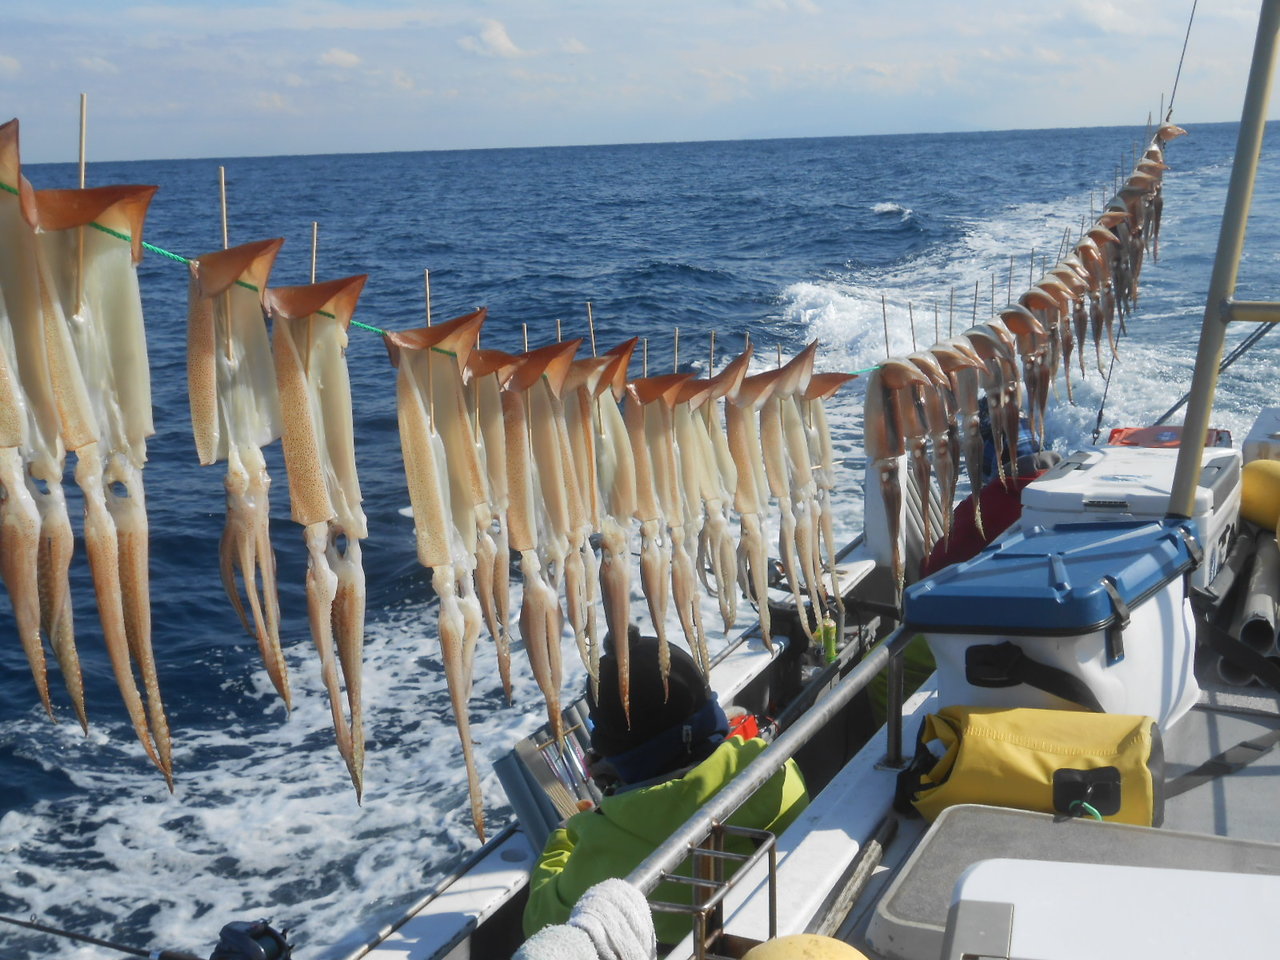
[{"left": 871, "top": 201, "right": 912, "bottom": 220}]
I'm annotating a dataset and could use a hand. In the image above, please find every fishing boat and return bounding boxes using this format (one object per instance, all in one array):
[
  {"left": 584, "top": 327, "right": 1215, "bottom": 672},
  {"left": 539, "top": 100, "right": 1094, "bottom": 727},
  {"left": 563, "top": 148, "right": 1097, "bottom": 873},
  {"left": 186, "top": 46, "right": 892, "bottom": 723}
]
[
  {"left": 332, "top": 3, "right": 1280, "bottom": 959},
  {"left": 1, "top": 10, "right": 1276, "bottom": 960}
]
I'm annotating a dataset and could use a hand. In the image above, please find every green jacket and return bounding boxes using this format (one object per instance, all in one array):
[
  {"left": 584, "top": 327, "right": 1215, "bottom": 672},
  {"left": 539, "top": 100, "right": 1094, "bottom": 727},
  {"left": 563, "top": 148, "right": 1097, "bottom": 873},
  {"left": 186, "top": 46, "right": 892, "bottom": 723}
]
[{"left": 523, "top": 736, "right": 809, "bottom": 945}]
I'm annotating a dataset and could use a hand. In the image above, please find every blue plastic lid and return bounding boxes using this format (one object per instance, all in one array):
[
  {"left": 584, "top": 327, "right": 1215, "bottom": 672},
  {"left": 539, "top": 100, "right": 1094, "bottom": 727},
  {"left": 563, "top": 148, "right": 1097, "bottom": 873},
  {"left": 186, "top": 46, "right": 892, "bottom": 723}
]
[{"left": 903, "top": 519, "right": 1201, "bottom": 634}]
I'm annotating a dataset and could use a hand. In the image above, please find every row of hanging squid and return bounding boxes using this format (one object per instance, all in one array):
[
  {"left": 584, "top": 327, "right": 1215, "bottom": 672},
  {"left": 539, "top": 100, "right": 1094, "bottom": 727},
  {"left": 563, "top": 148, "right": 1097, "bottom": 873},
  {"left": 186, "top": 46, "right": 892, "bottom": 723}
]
[
  {"left": 0, "top": 113, "right": 1183, "bottom": 841},
  {"left": 866, "top": 121, "right": 1186, "bottom": 592},
  {"left": 0, "top": 117, "right": 372, "bottom": 798},
  {"left": 385, "top": 311, "right": 856, "bottom": 840},
  {"left": 0, "top": 114, "right": 855, "bottom": 828}
]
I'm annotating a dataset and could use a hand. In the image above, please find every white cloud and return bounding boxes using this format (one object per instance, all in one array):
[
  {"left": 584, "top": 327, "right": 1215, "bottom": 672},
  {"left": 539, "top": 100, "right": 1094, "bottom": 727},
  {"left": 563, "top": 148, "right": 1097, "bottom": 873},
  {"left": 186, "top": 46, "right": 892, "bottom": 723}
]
[
  {"left": 320, "top": 47, "right": 362, "bottom": 69},
  {"left": 1069, "top": 0, "right": 1161, "bottom": 37},
  {"left": 0, "top": 55, "right": 18, "bottom": 76},
  {"left": 393, "top": 70, "right": 414, "bottom": 90},
  {"left": 755, "top": 0, "right": 820, "bottom": 12},
  {"left": 459, "top": 19, "right": 525, "bottom": 58},
  {"left": 284, "top": 73, "right": 305, "bottom": 88},
  {"left": 561, "top": 37, "right": 588, "bottom": 55},
  {"left": 252, "top": 91, "right": 294, "bottom": 113},
  {"left": 78, "top": 56, "right": 118, "bottom": 74}
]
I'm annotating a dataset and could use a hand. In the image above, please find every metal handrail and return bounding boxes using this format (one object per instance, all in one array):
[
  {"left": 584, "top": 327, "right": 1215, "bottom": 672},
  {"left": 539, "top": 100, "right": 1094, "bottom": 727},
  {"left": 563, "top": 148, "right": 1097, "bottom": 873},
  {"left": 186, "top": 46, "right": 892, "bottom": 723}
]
[
  {"left": 649, "top": 824, "right": 780, "bottom": 960},
  {"left": 1170, "top": 0, "right": 1280, "bottom": 517},
  {"left": 626, "top": 628, "right": 912, "bottom": 896}
]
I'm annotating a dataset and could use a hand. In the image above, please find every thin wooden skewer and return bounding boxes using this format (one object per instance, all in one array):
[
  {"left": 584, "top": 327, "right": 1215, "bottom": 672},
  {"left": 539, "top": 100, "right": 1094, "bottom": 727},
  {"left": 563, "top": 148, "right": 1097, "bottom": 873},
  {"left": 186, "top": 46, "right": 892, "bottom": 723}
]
[
  {"left": 881, "top": 295, "right": 890, "bottom": 357},
  {"left": 424, "top": 269, "right": 432, "bottom": 326},
  {"left": 523, "top": 323, "right": 529, "bottom": 353},
  {"left": 971, "top": 280, "right": 979, "bottom": 326},
  {"left": 75, "top": 93, "right": 87, "bottom": 310},
  {"left": 557, "top": 318, "right": 563, "bottom": 343},
  {"left": 908, "top": 301, "right": 917, "bottom": 351},
  {"left": 776, "top": 344, "right": 782, "bottom": 368},
  {"left": 709, "top": 330, "right": 716, "bottom": 374},
  {"left": 586, "top": 302, "right": 597, "bottom": 357},
  {"left": 219, "top": 166, "right": 229, "bottom": 250},
  {"left": 306, "top": 221, "right": 316, "bottom": 372},
  {"left": 673, "top": 327, "right": 680, "bottom": 373},
  {"left": 219, "top": 166, "right": 233, "bottom": 362}
]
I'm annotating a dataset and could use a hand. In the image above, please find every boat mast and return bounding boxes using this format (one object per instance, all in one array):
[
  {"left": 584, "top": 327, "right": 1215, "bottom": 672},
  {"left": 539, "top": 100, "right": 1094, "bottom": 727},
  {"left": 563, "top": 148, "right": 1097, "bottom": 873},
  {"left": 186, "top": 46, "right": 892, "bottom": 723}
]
[{"left": 1170, "top": 0, "right": 1280, "bottom": 517}]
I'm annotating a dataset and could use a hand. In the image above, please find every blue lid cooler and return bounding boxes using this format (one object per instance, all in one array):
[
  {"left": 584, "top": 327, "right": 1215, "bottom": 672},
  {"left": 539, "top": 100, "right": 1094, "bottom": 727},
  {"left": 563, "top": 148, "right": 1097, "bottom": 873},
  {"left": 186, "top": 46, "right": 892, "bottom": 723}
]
[{"left": 904, "top": 519, "right": 1203, "bottom": 731}]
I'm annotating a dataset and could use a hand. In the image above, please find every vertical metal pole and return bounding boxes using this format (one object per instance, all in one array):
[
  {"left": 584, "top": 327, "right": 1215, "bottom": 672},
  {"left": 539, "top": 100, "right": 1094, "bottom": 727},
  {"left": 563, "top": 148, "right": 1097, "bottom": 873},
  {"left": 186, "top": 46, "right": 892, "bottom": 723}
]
[
  {"left": 885, "top": 647, "right": 905, "bottom": 767},
  {"left": 1170, "top": 0, "right": 1280, "bottom": 517}
]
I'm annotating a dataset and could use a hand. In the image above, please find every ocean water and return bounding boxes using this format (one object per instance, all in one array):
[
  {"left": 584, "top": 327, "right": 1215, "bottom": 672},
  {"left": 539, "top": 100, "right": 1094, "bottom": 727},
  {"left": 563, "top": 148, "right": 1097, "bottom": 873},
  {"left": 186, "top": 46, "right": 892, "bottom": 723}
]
[{"left": 2, "top": 120, "right": 1277, "bottom": 959}]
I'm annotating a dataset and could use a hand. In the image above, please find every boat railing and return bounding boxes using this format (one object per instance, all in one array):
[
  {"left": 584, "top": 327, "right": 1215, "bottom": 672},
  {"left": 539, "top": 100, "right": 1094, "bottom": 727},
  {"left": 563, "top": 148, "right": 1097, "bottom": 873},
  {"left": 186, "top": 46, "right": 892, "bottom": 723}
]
[
  {"left": 1170, "top": 0, "right": 1280, "bottom": 518},
  {"left": 648, "top": 824, "right": 779, "bottom": 960},
  {"left": 625, "top": 626, "right": 914, "bottom": 959}
]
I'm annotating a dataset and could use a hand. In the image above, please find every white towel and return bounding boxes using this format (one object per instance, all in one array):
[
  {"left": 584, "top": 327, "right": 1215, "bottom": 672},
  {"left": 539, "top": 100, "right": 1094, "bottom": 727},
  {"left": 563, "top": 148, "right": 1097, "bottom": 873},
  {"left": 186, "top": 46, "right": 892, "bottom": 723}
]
[
  {"left": 568, "top": 878, "right": 658, "bottom": 960},
  {"left": 514, "top": 922, "right": 598, "bottom": 960}
]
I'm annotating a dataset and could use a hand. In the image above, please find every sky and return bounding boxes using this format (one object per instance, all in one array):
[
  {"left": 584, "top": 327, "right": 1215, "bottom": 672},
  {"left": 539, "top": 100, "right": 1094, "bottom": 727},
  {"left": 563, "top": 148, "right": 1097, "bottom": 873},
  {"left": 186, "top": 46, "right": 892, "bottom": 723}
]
[{"left": 0, "top": 0, "right": 1272, "bottom": 164}]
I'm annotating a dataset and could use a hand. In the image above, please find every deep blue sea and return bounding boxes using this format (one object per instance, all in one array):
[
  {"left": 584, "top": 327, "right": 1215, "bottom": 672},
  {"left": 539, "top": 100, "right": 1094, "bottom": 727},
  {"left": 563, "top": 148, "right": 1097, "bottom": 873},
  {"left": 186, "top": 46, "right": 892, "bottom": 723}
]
[{"left": 2, "top": 120, "right": 1277, "bottom": 959}]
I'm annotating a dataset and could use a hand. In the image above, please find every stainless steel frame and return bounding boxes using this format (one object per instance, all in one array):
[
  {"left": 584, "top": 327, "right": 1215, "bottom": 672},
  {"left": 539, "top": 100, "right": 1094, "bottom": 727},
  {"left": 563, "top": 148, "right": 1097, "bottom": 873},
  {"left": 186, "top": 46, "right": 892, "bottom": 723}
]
[{"left": 1170, "top": 0, "right": 1280, "bottom": 517}]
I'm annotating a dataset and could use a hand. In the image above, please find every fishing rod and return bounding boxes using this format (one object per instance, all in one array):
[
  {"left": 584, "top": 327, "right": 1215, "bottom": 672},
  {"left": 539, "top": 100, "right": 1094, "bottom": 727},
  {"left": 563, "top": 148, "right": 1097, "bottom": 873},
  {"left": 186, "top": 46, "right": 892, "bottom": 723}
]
[{"left": 0, "top": 913, "right": 291, "bottom": 960}]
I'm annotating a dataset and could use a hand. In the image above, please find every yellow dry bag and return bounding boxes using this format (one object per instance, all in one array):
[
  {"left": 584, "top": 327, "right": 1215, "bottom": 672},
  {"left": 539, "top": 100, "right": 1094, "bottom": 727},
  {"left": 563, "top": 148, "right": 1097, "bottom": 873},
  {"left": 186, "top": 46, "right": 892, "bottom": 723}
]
[{"left": 894, "top": 706, "right": 1164, "bottom": 826}]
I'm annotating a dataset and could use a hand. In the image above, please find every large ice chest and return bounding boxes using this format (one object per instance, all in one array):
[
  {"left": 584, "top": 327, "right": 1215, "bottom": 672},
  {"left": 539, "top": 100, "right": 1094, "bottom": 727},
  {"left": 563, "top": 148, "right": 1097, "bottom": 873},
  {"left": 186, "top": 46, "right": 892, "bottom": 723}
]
[
  {"left": 903, "top": 519, "right": 1201, "bottom": 731},
  {"left": 942, "top": 859, "right": 1280, "bottom": 959},
  {"left": 1018, "top": 444, "right": 1239, "bottom": 591},
  {"left": 866, "top": 805, "right": 1280, "bottom": 960}
]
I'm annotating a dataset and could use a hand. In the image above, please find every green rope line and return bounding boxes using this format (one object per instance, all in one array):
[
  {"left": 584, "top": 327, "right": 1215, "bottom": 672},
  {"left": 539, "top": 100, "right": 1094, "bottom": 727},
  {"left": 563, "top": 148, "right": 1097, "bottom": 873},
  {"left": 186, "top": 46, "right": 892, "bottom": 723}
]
[
  {"left": 2, "top": 177, "right": 865, "bottom": 362},
  {"left": 0, "top": 178, "right": 385, "bottom": 334}
]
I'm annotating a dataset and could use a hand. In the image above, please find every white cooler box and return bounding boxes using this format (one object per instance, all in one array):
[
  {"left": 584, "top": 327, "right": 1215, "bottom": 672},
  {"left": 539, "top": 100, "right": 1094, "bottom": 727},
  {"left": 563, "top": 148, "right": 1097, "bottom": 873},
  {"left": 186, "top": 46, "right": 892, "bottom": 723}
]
[
  {"left": 1018, "top": 444, "right": 1240, "bottom": 591},
  {"left": 943, "top": 859, "right": 1280, "bottom": 959},
  {"left": 904, "top": 519, "right": 1202, "bottom": 731}
]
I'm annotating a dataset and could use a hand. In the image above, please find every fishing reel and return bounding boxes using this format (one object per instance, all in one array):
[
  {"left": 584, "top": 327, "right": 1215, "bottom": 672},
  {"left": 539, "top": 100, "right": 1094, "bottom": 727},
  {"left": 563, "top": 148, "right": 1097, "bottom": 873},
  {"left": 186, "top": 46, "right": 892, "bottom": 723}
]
[{"left": 208, "top": 920, "right": 292, "bottom": 960}]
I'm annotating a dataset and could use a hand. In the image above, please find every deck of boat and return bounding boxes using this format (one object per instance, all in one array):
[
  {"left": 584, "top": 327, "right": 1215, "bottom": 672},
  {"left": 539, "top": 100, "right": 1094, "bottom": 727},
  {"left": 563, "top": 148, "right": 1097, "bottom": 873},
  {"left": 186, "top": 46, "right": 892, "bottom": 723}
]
[
  {"left": 662, "top": 643, "right": 1280, "bottom": 959},
  {"left": 840, "top": 664, "right": 1280, "bottom": 958}
]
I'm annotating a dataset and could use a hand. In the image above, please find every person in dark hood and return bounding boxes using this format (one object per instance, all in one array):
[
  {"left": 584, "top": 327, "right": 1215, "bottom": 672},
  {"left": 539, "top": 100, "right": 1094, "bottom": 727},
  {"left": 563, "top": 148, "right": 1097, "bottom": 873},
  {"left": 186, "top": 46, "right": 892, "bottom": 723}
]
[{"left": 523, "top": 625, "right": 809, "bottom": 946}]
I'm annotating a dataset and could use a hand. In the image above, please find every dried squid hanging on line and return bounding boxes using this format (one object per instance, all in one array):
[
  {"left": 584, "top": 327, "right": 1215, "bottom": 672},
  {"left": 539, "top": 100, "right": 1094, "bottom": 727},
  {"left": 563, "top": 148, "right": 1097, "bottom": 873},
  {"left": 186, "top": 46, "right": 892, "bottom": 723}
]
[
  {"left": 29, "top": 179, "right": 172, "bottom": 785},
  {"left": 930, "top": 339, "right": 986, "bottom": 537},
  {"left": 692, "top": 348, "right": 752, "bottom": 634},
  {"left": 672, "top": 375, "right": 722, "bottom": 662},
  {"left": 629, "top": 371, "right": 695, "bottom": 691},
  {"left": 0, "top": 119, "right": 85, "bottom": 730},
  {"left": 592, "top": 339, "right": 639, "bottom": 721},
  {"left": 563, "top": 350, "right": 625, "bottom": 692},
  {"left": 503, "top": 339, "right": 583, "bottom": 745},
  {"left": 406, "top": 310, "right": 495, "bottom": 707},
  {"left": 466, "top": 346, "right": 524, "bottom": 703},
  {"left": 187, "top": 238, "right": 290, "bottom": 708},
  {"left": 801, "top": 371, "right": 857, "bottom": 617},
  {"left": 905, "top": 350, "right": 956, "bottom": 551},
  {"left": 386, "top": 312, "right": 489, "bottom": 838},
  {"left": 725, "top": 346, "right": 777, "bottom": 649},
  {"left": 863, "top": 359, "right": 930, "bottom": 595},
  {"left": 770, "top": 342, "right": 828, "bottom": 636},
  {"left": 267, "top": 276, "right": 369, "bottom": 800}
]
